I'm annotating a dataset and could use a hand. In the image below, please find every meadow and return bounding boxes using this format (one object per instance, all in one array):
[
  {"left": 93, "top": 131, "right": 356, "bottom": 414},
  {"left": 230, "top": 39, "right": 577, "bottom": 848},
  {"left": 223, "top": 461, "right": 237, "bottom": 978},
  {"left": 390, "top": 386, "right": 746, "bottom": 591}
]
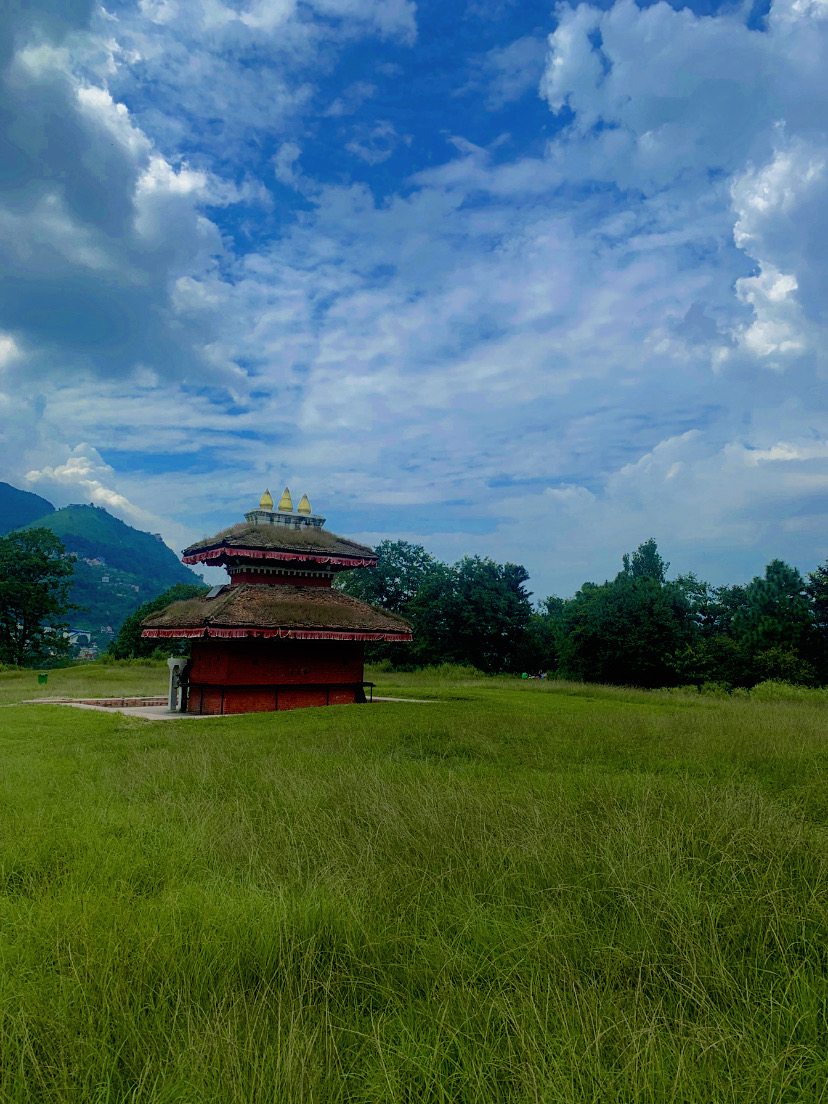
[{"left": 1, "top": 663, "right": 827, "bottom": 1102}]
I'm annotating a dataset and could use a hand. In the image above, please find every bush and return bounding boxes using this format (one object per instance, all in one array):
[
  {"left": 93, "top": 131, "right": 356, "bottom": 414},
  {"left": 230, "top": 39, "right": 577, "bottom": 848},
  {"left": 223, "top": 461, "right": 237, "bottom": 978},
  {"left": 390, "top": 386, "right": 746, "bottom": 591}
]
[
  {"left": 90, "top": 655, "right": 170, "bottom": 669},
  {"left": 416, "top": 664, "right": 488, "bottom": 681},
  {"left": 659, "top": 685, "right": 702, "bottom": 697},
  {"left": 699, "top": 681, "right": 732, "bottom": 696},
  {"left": 749, "top": 680, "right": 826, "bottom": 702}
]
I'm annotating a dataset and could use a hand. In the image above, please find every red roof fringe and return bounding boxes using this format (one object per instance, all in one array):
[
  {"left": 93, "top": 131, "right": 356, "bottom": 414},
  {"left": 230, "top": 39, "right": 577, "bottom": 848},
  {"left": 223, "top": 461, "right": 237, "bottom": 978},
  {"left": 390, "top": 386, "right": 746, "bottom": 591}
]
[
  {"left": 142, "top": 627, "right": 412, "bottom": 642},
  {"left": 182, "top": 546, "right": 375, "bottom": 567}
]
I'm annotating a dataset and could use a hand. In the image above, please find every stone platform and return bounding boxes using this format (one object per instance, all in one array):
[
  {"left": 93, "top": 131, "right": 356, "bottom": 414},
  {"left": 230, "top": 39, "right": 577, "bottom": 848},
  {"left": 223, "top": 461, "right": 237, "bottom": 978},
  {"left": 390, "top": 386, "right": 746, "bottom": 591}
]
[{"left": 23, "top": 696, "right": 432, "bottom": 719}]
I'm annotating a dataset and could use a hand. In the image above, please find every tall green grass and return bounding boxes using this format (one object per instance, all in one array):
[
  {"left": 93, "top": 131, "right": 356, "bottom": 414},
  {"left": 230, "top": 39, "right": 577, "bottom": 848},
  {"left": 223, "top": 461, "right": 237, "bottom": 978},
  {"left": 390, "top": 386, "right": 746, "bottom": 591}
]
[
  {"left": 1, "top": 666, "right": 827, "bottom": 1102},
  {"left": 0, "top": 658, "right": 169, "bottom": 707}
]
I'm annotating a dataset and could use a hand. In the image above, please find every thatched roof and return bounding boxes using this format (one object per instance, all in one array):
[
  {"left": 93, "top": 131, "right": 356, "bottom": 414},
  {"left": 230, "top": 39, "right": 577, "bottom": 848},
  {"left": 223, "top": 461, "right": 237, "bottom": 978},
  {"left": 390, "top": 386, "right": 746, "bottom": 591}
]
[
  {"left": 141, "top": 584, "right": 412, "bottom": 641},
  {"left": 181, "top": 523, "right": 376, "bottom": 566}
]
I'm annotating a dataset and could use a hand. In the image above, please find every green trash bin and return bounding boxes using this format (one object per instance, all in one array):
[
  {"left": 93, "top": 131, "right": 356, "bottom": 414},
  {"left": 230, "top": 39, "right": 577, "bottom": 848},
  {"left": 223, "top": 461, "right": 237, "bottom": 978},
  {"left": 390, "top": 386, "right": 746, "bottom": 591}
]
[{"left": 37, "top": 673, "right": 48, "bottom": 685}]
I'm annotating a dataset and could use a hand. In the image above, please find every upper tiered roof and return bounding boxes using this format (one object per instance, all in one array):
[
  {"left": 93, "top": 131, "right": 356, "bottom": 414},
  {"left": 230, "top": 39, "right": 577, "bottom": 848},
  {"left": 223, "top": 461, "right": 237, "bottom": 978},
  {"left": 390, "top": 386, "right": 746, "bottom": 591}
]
[{"left": 181, "top": 488, "right": 377, "bottom": 569}]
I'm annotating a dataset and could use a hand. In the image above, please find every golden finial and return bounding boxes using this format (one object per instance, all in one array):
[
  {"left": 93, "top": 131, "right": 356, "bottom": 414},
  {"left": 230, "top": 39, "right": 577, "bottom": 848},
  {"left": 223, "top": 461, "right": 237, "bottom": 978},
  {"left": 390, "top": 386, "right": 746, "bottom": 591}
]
[
  {"left": 277, "top": 486, "right": 293, "bottom": 512},
  {"left": 259, "top": 488, "right": 274, "bottom": 510},
  {"left": 297, "top": 493, "right": 311, "bottom": 515}
]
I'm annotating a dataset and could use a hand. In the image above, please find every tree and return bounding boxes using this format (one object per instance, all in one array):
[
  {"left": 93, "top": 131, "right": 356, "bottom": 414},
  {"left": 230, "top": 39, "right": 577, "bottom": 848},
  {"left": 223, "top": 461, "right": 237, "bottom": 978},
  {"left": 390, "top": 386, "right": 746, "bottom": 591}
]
[
  {"left": 450, "top": 557, "right": 533, "bottom": 672},
  {"left": 807, "top": 560, "right": 828, "bottom": 634},
  {"left": 337, "top": 540, "right": 442, "bottom": 612},
  {"left": 341, "top": 543, "right": 534, "bottom": 672},
  {"left": 404, "top": 560, "right": 460, "bottom": 667},
  {"left": 622, "top": 537, "right": 669, "bottom": 583},
  {"left": 672, "top": 573, "right": 750, "bottom": 638},
  {"left": 669, "top": 634, "right": 755, "bottom": 689},
  {"left": 733, "top": 560, "right": 812, "bottom": 655},
  {"left": 517, "top": 596, "right": 565, "bottom": 674},
  {"left": 557, "top": 540, "right": 693, "bottom": 687},
  {"left": 704, "top": 583, "right": 751, "bottom": 637},
  {"left": 727, "top": 560, "right": 815, "bottom": 685},
  {"left": 108, "top": 583, "right": 209, "bottom": 659},
  {"left": 806, "top": 560, "right": 828, "bottom": 683},
  {"left": 0, "top": 528, "right": 75, "bottom": 666},
  {"left": 337, "top": 540, "right": 450, "bottom": 667}
]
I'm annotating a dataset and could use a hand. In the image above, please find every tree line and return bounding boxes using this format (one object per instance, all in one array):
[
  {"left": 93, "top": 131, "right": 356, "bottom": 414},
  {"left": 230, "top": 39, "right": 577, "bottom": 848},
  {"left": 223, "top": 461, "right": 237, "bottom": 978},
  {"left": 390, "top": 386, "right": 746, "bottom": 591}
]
[
  {"left": 3, "top": 525, "right": 827, "bottom": 689},
  {"left": 338, "top": 538, "right": 828, "bottom": 688}
]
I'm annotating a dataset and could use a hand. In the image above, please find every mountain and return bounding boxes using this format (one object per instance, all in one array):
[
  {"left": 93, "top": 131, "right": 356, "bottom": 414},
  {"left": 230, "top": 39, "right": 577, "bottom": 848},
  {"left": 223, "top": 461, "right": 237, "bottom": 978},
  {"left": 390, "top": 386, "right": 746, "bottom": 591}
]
[
  {"left": 0, "top": 481, "right": 55, "bottom": 535},
  {"left": 17, "top": 503, "right": 203, "bottom": 642}
]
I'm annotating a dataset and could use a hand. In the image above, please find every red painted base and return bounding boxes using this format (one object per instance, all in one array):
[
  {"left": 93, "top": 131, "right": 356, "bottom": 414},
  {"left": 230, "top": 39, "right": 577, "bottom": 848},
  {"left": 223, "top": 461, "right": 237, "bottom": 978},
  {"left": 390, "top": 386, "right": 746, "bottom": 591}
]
[{"left": 185, "top": 638, "right": 366, "bottom": 714}]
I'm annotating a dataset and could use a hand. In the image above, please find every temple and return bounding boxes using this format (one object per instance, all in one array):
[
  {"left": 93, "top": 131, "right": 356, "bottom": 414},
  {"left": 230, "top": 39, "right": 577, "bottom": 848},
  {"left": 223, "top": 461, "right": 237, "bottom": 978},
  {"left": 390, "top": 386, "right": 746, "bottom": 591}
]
[{"left": 141, "top": 488, "right": 412, "bottom": 714}]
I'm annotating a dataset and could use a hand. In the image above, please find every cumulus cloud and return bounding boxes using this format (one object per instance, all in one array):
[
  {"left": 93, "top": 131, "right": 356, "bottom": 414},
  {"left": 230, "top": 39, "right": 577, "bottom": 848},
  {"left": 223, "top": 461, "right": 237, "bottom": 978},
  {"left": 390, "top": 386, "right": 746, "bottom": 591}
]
[
  {"left": 0, "top": 9, "right": 233, "bottom": 387},
  {"left": 731, "top": 136, "right": 828, "bottom": 367},
  {"left": 389, "top": 415, "right": 828, "bottom": 596},
  {"left": 0, "top": 0, "right": 426, "bottom": 398},
  {"left": 540, "top": 0, "right": 828, "bottom": 367},
  {"left": 26, "top": 445, "right": 159, "bottom": 524},
  {"left": 2, "top": 0, "right": 828, "bottom": 600}
]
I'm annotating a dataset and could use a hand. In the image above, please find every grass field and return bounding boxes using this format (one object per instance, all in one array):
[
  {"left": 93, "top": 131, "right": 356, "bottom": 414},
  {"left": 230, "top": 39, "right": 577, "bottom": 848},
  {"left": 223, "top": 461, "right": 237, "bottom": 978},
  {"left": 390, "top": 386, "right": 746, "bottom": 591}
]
[{"left": 1, "top": 663, "right": 827, "bottom": 1102}]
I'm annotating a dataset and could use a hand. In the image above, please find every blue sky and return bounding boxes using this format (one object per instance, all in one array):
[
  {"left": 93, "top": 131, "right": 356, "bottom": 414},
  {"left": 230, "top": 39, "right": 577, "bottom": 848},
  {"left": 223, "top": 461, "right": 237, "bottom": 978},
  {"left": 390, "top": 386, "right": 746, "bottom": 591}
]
[{"left": 1, "top": 0, "right": 827, "bottom": 598}]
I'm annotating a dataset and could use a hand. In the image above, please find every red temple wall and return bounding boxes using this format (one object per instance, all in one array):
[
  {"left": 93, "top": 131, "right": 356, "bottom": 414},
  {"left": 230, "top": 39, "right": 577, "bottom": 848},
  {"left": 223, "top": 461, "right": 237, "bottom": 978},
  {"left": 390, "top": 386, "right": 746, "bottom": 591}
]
[{"left": 186, "top": 638, "right": 365, "bottom": 714}]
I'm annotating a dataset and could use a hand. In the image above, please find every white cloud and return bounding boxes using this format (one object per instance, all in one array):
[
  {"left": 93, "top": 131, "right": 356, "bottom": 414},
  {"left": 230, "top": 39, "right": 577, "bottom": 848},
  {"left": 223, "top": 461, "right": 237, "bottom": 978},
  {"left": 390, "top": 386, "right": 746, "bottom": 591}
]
[
  {"left": 539, "top": 0, "right": 828, "bottom": 371},
  {"left": 346, "top": 121, "right": 408, "bottom": 164},
  {"left": 26, "top": 445, "right": 158, "bottom": 524},
  {"left": 736, "top": 264, "right": 804, "bottom": 360},
  {"left": 0, "top": 334, "right": 20, "bottom": 368},
  {"left": 3, "top": 0, "right": 828, "bottom": 602},
  {"left": 20, "top": 441, "right": 204, "bottom": 556},
  {"left": 399, "top": 420, "right": 828, "bottom": 595},
  {"left": 731, "top": 137, "right": 828, "bottom": 367},
  {"left": 75, "top": 83, "right": 151, "bottom": 157},
  {"left": 461, "top": 34, "right": 548, "bottom": 110},
  {"left": 101, "top": 0, "right": 415, "bottom": 164},
  {"left": 324, "top": 80, "right": 377, "bottom": 117},
  {"left": 273, "top": 141, "right": 303, "bottom": 187},
  {"left": 0, "top": 9, "right": 237, "bottom": 387}
]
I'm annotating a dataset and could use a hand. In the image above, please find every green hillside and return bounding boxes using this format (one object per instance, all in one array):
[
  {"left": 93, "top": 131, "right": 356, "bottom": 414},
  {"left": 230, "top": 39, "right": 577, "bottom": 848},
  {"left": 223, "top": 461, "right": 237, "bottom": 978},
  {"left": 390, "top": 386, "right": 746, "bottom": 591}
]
[
  {"left": 19, "top": 504, "right": 203, "bottom": 640},
  {"left": 0, "top": 481, "right": 54, "bottom": 535},
  {"left": 68, "top": 560, "right": 154, "bottom": 638}
]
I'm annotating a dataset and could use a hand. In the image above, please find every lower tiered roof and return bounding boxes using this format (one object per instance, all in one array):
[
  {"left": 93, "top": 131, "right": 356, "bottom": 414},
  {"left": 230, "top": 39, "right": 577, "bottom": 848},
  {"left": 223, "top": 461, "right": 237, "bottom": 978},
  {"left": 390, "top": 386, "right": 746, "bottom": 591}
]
[{"left": 141, "top": 584, "right": 412, "bottom": 642}]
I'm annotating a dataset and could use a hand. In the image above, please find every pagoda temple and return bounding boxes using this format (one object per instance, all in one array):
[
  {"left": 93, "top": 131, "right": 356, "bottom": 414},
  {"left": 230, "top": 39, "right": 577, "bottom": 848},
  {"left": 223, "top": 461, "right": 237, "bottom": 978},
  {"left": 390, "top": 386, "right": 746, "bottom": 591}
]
[{"left": 141, "top": 488, "right": 412, "bottom": 714}]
